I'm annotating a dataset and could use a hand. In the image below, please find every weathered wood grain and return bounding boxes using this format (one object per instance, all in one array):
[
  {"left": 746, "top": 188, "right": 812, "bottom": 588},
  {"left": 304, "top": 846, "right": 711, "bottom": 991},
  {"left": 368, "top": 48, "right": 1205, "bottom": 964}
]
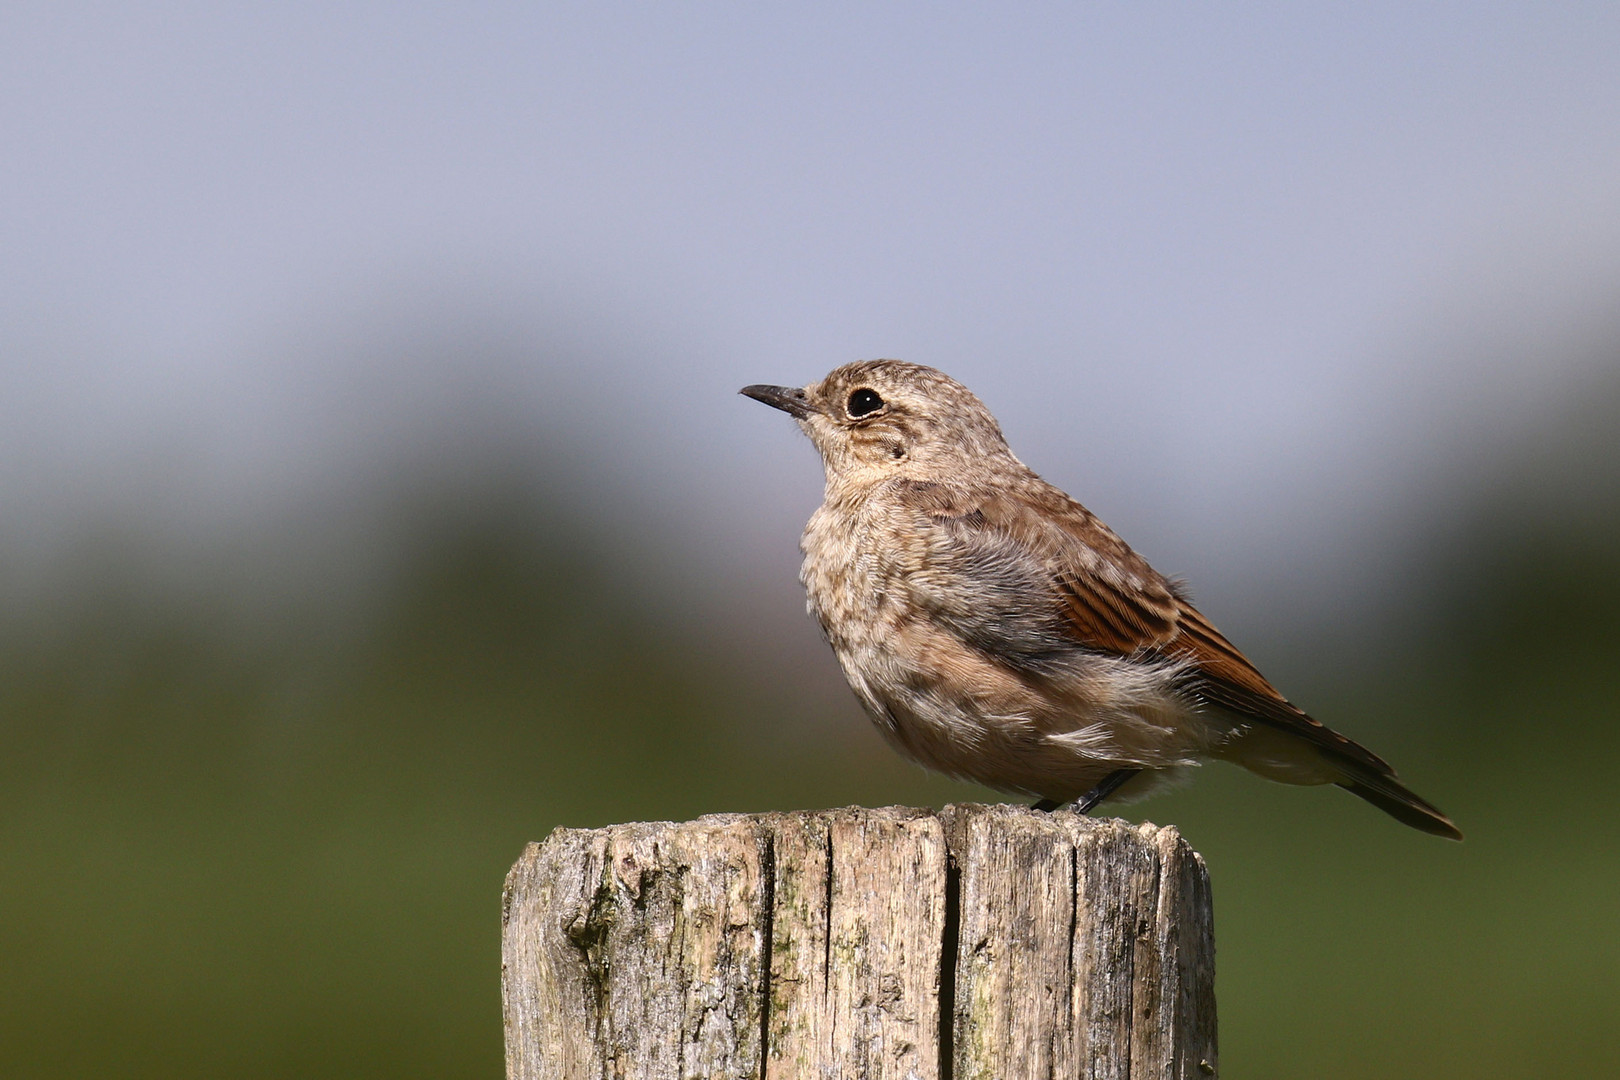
[{"left": 502, "top": 804, "right": 1216, "bottom": 1079}]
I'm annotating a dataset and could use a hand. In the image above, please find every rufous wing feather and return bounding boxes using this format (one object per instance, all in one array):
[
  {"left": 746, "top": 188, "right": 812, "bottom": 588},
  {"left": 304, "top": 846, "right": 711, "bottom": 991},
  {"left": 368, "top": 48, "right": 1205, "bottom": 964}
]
[
  {"left": 1014, "top": 491, "right": 1397, "bottom": 767},
  {"left": 938, "top": 484, "right": 1462, "bottom": 839}
]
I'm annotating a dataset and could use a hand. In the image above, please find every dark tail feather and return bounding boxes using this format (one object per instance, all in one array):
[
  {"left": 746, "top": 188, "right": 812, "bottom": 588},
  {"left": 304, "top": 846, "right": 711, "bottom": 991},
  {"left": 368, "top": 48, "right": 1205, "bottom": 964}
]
[{"left": 1338, "top": 774, "right": 1463, "bottom": 841}]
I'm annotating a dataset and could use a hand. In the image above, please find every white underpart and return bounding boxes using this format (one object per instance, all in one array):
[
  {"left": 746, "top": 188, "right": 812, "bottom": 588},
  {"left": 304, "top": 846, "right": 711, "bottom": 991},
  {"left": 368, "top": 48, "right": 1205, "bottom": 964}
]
[
  {"left": 1051, "top": 653, "right": 1212, "bottom": 763},
  {"left": 1044, "top": 724, "right": 1118, "bottom": 756}
]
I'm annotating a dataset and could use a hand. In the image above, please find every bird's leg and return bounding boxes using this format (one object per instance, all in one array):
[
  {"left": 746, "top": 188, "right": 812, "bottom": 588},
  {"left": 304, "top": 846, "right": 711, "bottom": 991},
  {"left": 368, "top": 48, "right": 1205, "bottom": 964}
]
[
  {"left": 1074, "top": 768, "right": 1140, "bottom": 813},
  {"left": 1031, "top": 768, "right": 1142, "bottom": 816}
]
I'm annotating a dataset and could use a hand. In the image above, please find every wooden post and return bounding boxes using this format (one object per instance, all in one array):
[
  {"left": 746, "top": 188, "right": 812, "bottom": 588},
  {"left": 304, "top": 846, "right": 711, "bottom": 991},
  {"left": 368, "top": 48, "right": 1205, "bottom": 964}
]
[{"left": 502, "top": 804, "right": 1216, "bottom": 1079}]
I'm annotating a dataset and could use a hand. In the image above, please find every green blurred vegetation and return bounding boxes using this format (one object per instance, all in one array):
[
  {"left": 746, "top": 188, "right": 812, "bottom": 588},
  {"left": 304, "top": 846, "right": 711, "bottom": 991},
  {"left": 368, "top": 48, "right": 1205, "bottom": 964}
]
[
  {"left": 1, "top": 378, "right": 1617, "bottom": 1078},
  {"left": 0, "top": 468, "right": 960, "bottom": 1079}
]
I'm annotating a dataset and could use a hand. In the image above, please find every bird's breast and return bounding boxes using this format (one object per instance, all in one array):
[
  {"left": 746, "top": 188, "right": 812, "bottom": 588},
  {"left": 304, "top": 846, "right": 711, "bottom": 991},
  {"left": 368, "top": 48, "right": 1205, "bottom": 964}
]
[{"left": 799, "top": 496, "right": 909, "bottom": 655}]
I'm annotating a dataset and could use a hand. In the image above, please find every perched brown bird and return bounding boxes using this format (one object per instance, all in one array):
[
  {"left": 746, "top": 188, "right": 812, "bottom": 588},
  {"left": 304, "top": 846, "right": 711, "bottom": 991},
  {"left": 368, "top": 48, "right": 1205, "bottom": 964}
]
[{"left": 742, "top": 360, "right": 1460, "bottom": 839}]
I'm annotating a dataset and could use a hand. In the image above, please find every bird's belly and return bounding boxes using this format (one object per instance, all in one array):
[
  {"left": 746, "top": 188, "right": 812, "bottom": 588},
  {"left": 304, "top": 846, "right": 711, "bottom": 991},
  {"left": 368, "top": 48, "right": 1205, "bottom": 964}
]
[
  {"left": 813, "top": 590, "right": 1207, "bottom": 800},
  {"left": 800, "top": 508, "right": 1220, "bottom": 802}
]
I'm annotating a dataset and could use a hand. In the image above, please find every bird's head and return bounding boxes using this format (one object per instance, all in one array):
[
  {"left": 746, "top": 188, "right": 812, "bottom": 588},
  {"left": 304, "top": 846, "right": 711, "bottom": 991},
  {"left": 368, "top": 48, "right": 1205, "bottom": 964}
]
[{"left": 741, "top": 360, "right": 1018, "bottom": 486}]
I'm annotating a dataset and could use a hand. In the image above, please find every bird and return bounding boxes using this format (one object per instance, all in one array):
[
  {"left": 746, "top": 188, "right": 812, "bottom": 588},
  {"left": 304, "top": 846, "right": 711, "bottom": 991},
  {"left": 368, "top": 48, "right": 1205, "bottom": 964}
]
[{"left": 741, "top": 359, "right": 1461, "bottom": 839}]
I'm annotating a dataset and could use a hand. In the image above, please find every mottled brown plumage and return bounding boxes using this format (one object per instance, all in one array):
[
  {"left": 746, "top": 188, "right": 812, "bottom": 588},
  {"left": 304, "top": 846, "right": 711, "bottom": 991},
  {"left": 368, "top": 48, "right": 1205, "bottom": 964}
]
[{"left": 743, "top": 360, "right": 1460, "bottom": 839}]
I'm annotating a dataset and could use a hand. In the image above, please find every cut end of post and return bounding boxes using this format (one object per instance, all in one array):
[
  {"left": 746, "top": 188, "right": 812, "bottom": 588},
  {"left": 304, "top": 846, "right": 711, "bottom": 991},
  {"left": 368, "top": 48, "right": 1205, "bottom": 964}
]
[{"left": 501, "top": 804, "right": 1217, "bottom": 1080}]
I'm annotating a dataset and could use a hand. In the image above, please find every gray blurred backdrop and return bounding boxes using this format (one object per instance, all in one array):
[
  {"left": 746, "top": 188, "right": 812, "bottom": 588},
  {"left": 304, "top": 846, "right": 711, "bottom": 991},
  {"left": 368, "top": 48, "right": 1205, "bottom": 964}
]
[{"left": 4, "top": 5, "right": 1618, "bottom": 1077}]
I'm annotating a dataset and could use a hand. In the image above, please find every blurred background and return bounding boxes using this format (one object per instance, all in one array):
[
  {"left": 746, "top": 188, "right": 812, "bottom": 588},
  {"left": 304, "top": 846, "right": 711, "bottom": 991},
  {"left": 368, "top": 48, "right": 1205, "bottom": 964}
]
[{"left": 3, "top": 4, "right": 1618, "bottom": 1077}]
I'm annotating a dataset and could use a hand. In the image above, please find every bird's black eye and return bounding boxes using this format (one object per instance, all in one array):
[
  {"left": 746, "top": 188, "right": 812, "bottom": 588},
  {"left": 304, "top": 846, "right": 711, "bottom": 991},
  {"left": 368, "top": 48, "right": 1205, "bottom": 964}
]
[{"left": 847, "top": 388, "right": 885, "bottom": 417}]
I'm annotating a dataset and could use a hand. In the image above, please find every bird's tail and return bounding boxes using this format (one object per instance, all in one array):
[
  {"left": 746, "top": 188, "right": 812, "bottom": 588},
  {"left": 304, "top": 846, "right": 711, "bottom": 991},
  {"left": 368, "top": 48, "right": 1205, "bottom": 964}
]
[
  {"left": 1336, "top": 771, "right": 1462, "bottom": 841},
  {"left": 1218, "top": 723, "right": 1462, "bottom": 840}
]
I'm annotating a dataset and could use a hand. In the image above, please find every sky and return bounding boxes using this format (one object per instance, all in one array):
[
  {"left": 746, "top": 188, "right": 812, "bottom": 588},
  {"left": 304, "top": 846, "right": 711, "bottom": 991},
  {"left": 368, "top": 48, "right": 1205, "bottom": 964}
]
[{"left": 4, "top": 2, "right": 1619, "bottom": 626}]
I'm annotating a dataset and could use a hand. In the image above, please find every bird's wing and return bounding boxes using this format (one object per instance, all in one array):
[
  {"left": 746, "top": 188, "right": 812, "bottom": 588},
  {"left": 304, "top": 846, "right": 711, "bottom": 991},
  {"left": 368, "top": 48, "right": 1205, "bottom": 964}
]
[{"left": 895, "top": 478, "right": 1396, "bottom": 778}]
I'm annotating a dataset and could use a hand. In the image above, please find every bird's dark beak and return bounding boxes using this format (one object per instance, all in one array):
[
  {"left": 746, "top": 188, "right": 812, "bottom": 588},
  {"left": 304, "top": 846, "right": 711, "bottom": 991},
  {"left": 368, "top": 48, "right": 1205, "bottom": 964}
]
[{"left": 740, "top": 384, "right": 813, "bottom": 419}]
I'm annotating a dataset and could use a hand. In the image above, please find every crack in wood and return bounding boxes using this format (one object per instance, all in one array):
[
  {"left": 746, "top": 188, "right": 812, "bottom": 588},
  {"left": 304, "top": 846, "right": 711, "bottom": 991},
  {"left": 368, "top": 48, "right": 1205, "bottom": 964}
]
[
  {"left": 939, "top": 850, "right": 960, "bottom": 1080},
  {"left": 757, "top": 830, "right": 774, "bottom": 1080}
]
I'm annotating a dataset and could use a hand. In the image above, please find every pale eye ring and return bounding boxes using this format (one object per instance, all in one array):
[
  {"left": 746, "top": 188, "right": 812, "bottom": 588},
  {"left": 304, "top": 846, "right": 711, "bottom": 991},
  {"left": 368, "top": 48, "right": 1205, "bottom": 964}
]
[{"left": 847, "top": 388, "right": 884, "bottom": 417}]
